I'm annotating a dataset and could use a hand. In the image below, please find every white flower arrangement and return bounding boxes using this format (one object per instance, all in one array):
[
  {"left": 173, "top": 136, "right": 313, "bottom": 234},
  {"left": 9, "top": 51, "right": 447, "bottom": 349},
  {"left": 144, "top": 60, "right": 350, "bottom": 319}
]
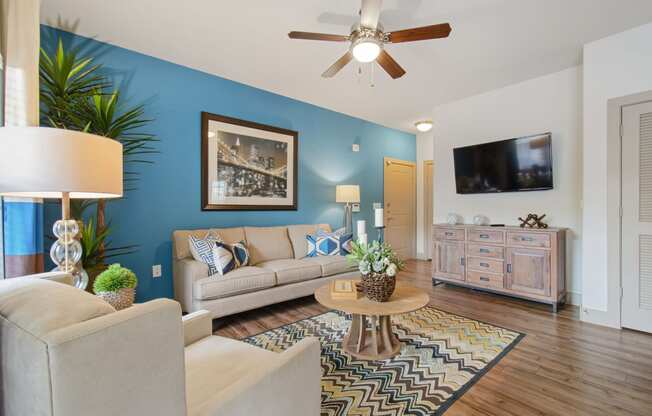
[{"left": 347, "top": 240, "right": 405, "bottom": 277}]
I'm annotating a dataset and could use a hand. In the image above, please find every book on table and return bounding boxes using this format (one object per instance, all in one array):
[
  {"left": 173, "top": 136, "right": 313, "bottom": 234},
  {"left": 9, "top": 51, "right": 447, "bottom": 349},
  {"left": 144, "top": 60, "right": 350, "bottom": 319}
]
[{"left": 330, "top": 280, "right": 359, "bottom": 300}]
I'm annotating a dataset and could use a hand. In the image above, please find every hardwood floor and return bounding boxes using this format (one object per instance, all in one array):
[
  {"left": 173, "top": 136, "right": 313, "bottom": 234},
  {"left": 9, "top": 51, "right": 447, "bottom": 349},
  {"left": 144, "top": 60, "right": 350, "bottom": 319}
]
[{"left": 214, "top": 260, "right": 652, "bottom": 416}]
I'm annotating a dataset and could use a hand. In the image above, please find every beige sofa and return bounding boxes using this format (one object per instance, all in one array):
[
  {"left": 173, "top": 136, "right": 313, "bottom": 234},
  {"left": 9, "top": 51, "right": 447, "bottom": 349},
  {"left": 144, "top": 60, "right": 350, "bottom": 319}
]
[
  {"left": 173, "top": 224, "right": 359, "bottom": 318},
  {"left": 0, "top": 272, "right": 321, "bottom": 416}
]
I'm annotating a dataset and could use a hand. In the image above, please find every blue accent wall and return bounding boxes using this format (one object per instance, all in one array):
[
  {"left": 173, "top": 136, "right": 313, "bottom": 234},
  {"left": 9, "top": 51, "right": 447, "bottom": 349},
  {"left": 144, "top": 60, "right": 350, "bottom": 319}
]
[{"left": 41, "top": 26, "right": 416, "bottom": 302}]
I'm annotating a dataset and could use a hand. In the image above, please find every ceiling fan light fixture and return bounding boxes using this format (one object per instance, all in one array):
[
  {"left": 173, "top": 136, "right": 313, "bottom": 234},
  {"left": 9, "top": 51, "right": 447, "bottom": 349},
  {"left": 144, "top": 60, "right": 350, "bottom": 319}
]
[
  {"left": 415, "top": 120, "right": 433, "bottom": 132},
  {"left": 351, "top": 38, "right": 381, "bottom": 63}
]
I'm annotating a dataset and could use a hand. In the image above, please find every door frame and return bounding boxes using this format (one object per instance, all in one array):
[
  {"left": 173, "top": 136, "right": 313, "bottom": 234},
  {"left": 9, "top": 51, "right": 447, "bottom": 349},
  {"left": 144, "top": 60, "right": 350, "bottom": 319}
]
[
  {"left": 423, "top": 160, "right": 434, "bottom": 260},
  {"left": 383, "top": 157, "right": 417, "bottom": 259},
  {"left": 604, "top": 91, "right": 652, "bottom": 329}
]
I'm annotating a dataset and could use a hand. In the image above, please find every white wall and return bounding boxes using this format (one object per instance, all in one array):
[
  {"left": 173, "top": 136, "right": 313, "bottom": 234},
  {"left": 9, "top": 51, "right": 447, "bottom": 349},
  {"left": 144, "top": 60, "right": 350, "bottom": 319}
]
[
  {"left": 416, "top": 131, "right": 434, "bottom": 259},
  {"left": 582, "top": 22, "right": 652, "bottom": 327},
  {"left": 431, "top": 66, "right": 583, "bottom": 304}
]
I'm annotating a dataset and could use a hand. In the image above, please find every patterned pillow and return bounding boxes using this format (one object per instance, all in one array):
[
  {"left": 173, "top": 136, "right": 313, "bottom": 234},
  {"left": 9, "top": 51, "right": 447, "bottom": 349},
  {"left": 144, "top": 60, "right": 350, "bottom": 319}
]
[
  {"left": 307, "top": 232, "right": 353, "bottom": 257},
  {"left": 212, "top": 241, "right": 250, "bottom": 275},
  {"left": 188, "top": 233, "right": 224, "bottom": 275}
]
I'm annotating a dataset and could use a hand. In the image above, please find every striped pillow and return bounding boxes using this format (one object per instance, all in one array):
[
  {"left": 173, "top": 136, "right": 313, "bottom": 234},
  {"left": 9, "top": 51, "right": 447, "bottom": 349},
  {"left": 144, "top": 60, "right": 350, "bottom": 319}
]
[
  {"left": 212, "top": 241, "right": 250, "bottom": 275},
  {"left": 188, "top": 233, "right": 224, "bottom": 275}
]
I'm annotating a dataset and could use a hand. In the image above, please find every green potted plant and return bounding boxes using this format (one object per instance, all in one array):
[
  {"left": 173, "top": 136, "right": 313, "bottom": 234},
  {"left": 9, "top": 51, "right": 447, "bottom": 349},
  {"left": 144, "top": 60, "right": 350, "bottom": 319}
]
[
  {"left": 347, "top": 240, "right": 405, "bottom": 302},
  {"left": 93, "top": 263, "right": 138, "bottom": 310}
]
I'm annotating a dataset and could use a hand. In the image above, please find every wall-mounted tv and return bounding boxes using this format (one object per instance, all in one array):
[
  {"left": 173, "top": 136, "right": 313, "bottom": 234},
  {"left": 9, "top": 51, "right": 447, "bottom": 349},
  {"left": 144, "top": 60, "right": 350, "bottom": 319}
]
[{"left": 453, "top": 133, "right": 553, "bottom": 194}]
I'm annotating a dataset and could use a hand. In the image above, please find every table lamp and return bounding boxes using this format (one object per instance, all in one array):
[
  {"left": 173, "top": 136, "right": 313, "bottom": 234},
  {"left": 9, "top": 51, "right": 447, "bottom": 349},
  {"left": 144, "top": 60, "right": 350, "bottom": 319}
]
[
  {"left": 335, "top": 184, "right": 360, "bottom": 234},
  {"left": 0, "top": 127, "right": 123, "bottom": 288}
]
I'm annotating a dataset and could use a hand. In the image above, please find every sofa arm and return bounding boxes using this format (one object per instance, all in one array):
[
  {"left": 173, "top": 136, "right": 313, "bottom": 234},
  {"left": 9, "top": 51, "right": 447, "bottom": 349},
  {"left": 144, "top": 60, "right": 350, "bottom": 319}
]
[
  {"left": 173, "top": 258, "right": 209, "bottom": 313},
  {"left": 183, "top": 310, "right": 213, "bottom": 346},
  {"left": 208, "top": 337, "right": 322, "bottom": 416}
]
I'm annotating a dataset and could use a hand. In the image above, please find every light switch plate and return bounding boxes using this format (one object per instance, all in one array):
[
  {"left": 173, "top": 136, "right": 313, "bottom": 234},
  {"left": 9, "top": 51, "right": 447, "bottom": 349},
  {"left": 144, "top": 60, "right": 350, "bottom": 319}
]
[
  {"left": 152, "top": 264, "right": 162, "bottom": 278},
  {"left": 352, "top": 203, "right": 360, "bottom": 212},
  {"left": 352, "top": 144, "right": 360, "bottom": 152},
  {"left": 373, "top": 202, "right": 382, "bottom": 210}
]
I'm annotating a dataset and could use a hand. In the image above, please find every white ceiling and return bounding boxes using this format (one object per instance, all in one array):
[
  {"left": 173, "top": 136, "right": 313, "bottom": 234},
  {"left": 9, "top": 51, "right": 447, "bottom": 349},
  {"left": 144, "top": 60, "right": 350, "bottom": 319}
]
[{"left": 41, "top": 0, "right": 652, "bottom": 133}]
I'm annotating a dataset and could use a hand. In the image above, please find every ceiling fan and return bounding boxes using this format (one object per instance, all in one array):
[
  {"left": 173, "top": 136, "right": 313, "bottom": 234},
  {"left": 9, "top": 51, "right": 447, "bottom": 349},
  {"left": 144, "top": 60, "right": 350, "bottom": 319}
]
[{"left": 288, "top": 0, "right": 451, "bottom": 79}]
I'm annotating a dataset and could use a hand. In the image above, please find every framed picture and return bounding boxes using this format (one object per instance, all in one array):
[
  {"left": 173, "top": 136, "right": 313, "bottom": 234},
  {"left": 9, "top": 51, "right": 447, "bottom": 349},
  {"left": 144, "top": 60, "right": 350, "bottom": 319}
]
[{"left": 201, "top": 112, "right": 298, "bottom": 211}]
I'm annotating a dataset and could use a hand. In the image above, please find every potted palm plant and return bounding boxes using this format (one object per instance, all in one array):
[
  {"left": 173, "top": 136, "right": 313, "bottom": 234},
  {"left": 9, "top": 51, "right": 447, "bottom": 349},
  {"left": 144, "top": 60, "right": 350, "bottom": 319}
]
[
  {"left": 93, "top": 264, "right": 138, "bottom": 310},
  {"left": 347, "top": 240, "right": 405, "bottom": 302}
]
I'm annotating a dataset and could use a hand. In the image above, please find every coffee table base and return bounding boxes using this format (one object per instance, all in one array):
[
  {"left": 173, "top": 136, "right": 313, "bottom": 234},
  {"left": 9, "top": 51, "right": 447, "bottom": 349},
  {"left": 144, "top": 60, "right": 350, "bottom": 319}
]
[{"left": 342, "top": 314, "right": 401, "bottom": 360}]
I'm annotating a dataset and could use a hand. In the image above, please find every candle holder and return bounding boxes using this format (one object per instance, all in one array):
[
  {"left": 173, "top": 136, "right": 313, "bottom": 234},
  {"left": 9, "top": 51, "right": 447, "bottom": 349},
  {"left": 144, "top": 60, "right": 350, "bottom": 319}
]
[{"left": 375, "top": 226, "right": 386, "bottom": 243}]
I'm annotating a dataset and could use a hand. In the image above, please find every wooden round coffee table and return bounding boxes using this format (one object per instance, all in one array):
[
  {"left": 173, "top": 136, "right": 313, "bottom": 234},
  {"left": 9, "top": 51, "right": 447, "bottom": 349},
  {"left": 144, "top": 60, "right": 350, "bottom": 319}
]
[{"left": 315, "top": 280, "right": 430, "bottom": 360}]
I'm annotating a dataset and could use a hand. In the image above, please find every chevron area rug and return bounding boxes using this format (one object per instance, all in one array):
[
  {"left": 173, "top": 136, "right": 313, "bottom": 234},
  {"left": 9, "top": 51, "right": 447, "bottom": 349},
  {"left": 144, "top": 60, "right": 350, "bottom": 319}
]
[{"left": 244, "top": 306, "right": 524, "bottom": 415}]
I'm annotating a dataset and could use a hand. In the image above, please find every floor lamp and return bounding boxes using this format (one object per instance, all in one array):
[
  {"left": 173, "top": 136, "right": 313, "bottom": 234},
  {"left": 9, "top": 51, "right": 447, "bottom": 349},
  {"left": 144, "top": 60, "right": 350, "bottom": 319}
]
[
  {"left": 336, "top": 185, "right": 360, "bottom": 235},
  {"left": 0, "top": 127, "right": 123, "bottom": 288}
]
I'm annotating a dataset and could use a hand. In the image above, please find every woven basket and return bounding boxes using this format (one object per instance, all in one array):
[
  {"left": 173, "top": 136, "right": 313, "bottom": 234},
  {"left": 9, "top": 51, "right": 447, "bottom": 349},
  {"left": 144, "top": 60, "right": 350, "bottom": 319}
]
[
  {"left": 96, "top": 288, "right": 135, "bottom": 310},
  {"left": 361, "top": 273, "right": 396, "bottom": 302}
]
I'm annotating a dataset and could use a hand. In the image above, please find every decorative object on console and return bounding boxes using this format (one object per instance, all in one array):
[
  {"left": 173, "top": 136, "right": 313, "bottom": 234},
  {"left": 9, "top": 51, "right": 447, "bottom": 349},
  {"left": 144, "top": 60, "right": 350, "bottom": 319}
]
[
  {"left": 473, "top": 214, "right": 490, "bottom": 226},
  {"left": 518, "top": 213, "right": 549, "bottom": 229},
  {"left": 347, "top": 240, "right": 404, "bottom": 302},
  {"left": 188, "top": 233, "right": 224, "bottom": 275},
  {"left": 336, "top": 184, "right": 360, "bottom": 234},
  {"left": 0, "top": 127, "right": 123, "bottom": 289},
  {"left": 307, "top": 231, "right": 353, "bottom": 257},
  {"left": 93, "top": 263, "right": 138, "bottom": 310},
  {"left": 212, "top": 241, "right": 250, "bottom": 275},
  {"left": 201, "top": 112, "right": 298, "bottom": 211},
  {"left": 446, "top": 213, "right": 461, "bottom": 225}
]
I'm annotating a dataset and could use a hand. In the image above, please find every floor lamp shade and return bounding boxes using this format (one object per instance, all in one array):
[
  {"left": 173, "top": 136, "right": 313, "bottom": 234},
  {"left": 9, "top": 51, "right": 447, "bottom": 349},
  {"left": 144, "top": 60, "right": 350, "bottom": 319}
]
[{"left": 0, "top": 127, "right": 123, "bottom": 199}]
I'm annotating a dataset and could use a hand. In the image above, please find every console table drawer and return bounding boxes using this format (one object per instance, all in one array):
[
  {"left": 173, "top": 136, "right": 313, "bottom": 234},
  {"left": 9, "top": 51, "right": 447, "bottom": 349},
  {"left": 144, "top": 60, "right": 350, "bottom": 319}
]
[
  {"left": 467, "top": 244, "right": 504, "bottom": 259},
  {"left": 507, "top": 231, "right": 551, "bottom": 248},
  {"left": 434, "top": 228, "right": 465, "bottom": 241},
  {"left": 468, "top": 229, "right": 504, "bottom": 244},
  {"left": 467, "top": 257, "right": 504, "bottom": 274},
  {"left": 467, "top": 270, "right": 504, "bottom": 289}
]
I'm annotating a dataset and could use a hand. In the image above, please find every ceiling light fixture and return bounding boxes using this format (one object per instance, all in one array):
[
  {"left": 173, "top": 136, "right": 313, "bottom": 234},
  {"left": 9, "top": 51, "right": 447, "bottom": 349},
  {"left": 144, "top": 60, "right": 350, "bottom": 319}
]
[
  {"left": 351, "top": 38, "right": 381, "bottom": 63},
  {"left": 415, "top": 120, "right": 433, "bottom": 132}
]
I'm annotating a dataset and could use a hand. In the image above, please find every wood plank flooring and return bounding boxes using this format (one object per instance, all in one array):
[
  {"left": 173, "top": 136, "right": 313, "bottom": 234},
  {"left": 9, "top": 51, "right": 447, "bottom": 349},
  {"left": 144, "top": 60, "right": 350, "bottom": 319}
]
[{"left": 214, "top": 260, "right": 652, "bottom": 416}]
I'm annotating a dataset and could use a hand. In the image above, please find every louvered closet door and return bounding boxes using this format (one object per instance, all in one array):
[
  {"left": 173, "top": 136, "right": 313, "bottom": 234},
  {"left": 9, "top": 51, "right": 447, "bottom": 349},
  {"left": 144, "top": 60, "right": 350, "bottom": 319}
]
[{"left": 622, "top": 101, "right": 652, "bottom": 333}]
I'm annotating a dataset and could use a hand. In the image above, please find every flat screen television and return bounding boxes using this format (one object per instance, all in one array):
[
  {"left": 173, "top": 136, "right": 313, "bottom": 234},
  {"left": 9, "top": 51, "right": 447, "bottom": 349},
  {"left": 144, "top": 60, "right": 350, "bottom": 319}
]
[{"left": 453, "top": 133, "right": 553, "bottom": 194}]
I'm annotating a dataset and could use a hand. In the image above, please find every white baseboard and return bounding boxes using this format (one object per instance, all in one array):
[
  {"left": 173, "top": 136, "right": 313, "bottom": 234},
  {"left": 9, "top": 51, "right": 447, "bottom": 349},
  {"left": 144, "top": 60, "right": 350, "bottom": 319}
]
[{"left": 580, "top": 307, "right": 621, "bottom": 329}]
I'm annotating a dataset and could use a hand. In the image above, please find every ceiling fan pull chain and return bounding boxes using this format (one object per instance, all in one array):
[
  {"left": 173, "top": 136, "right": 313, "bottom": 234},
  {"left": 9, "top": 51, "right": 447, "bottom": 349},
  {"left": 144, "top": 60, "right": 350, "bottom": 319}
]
[{"left": 370, "top": 62, "right": 375, "bottom": 88}]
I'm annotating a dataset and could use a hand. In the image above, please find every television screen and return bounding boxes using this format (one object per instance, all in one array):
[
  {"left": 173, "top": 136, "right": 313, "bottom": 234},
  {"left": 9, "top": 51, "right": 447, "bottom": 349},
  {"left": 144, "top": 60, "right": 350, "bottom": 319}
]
[{"left": 453, "top": 133, "right": 553, "bottom": 194}]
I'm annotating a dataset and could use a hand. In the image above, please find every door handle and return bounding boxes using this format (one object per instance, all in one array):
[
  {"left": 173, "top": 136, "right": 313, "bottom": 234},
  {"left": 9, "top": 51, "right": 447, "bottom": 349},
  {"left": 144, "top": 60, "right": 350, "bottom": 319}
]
[
  {"left": 507, "top": 264, "right": 512, "bottom": 273},
  {"left": 460, "top": 257, "right": 465, "bottom": 266}
]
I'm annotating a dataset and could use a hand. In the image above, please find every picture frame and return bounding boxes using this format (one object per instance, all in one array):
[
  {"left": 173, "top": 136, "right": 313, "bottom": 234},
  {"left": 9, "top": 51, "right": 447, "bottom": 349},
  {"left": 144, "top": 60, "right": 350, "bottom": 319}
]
[{"left": 201, "top": 112, "right": 298, "bottom": 211}]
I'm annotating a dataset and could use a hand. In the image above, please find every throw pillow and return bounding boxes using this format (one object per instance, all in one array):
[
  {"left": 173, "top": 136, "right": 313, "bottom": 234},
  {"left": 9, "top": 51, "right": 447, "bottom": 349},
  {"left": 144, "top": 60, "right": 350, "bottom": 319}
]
[
  {"left": 307, "top": 231, "right": 353, "bottom": 257},
  {"left": 212, "top": 241, "right": 250, "bottom": 275},
  {"left": 188, "top": 233, "right": 224, "bottom": 275}
]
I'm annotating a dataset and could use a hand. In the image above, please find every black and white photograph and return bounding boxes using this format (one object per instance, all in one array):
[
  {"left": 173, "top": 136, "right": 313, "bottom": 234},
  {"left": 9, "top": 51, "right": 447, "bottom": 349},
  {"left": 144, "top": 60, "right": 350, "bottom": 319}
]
[{"left": 201, "top": 112, "right": 298, "bottom": 210}]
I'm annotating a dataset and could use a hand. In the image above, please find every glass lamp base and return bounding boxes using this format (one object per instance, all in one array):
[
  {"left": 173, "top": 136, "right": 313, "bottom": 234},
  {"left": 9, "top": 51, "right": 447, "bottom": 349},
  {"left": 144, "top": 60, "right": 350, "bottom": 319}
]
[{"left": 51, "top": 218, "right": 88, "bottom": 289}]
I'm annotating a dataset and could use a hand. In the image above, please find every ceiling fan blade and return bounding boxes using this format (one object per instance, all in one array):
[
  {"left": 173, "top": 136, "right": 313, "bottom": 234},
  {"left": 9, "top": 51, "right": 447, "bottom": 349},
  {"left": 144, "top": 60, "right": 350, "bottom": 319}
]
[
  {"left": 376, "top": 49, "right": 406, "bottom": 79},
  {"left": 288, "top": 31, "right": 349, "bottom": 42},
  {"left": 360, "top": 0, "right": 382, "bottom": 30},
  {"left": 322, "top": 52, "right": 354, "bottom": 78},
  {"left": 388, "top": 23, "right": 452, "bottom": 43}
]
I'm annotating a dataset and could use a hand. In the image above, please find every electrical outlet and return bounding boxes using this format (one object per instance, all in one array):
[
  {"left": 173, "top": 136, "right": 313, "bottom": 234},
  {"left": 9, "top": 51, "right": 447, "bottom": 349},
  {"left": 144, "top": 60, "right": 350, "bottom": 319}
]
[{"left": 152, "top": 264, "right": 162, "bottom": 278}]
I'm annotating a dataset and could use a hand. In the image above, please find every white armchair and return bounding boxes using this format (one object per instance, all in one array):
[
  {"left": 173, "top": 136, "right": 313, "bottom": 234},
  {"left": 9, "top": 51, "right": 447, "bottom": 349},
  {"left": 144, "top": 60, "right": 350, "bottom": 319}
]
[{"left": 0, "top": 272, "right": 321, "bottom": 416}]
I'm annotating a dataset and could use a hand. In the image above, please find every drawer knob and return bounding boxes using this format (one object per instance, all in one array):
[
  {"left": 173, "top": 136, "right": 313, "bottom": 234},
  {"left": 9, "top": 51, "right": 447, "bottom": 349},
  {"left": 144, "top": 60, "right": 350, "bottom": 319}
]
[
  {"left": 507, "top": 264, "right": 512, "bottom": 273},
  {"left": 479, "top": 234, "right": 490, "bottom": 239},
  {"left": 479, "top": 248, "right": 490, "bottom": 254},
  {"left": 479, "top": 276, "right": 490, "bottom": 282},
  {"left": 445, "top": 232, "right": 454, "bottom": 236},
  {"left": 520, "top": 236, "right": 534, "bottom": 242},
  {"left": 480, "top": 262, "right": 489, "bottom": 268},
  {"left": 460, "top": 257, "right": 465, "bottom": 266}
]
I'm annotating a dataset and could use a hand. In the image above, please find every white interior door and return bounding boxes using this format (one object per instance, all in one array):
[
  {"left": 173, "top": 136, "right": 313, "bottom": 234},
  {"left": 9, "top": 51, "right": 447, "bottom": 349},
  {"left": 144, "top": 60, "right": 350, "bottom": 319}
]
[{"left": 622, "top": 101, "right": 652, "bottom": 333}]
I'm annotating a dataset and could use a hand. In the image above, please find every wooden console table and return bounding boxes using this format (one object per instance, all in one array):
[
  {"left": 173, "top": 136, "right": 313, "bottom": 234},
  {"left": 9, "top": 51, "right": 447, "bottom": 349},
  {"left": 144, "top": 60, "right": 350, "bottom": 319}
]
[{"left": 432, "top": 224, "right": 566, "bottom": 312}]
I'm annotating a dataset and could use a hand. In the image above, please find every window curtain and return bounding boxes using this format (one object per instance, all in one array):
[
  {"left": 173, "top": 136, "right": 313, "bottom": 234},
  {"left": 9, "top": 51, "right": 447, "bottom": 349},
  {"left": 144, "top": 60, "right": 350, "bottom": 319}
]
[{"left": 1, "top": 0, "right": 44, "bottom": 278}]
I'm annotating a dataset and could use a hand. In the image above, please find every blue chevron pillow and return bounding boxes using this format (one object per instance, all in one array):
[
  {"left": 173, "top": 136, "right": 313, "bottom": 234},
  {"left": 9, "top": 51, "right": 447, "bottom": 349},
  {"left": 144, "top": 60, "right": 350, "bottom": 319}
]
[
  {"left": 307, "top": 231, "right": 353, "bottom": 257},
  {"left": 212, "top": 241, "right": 250, "bottom": 275}
]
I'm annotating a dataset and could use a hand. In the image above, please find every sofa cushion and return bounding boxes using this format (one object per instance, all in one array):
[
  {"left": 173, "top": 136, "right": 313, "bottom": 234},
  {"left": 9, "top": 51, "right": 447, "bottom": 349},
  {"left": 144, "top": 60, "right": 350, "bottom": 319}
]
[
  {"left": 257, "top": 259, "right": 323, "bottom": 285},
  {"left": 185, "top": 335, "right": 276, "bottom": 415},
  {"left": 307, "top": 231, "right": 353, "bottom": 257},
  {"left": 303, "top": 256, "right": 358, "bottom": 277},
  {"left": 212, "top": 241, "right": 250, "bottom": 275},
  {"left": 193, "top": 267, "right": 275, "bottom": 300},
  {"left": 0, "top": 278, "right": 115, "bottom": 338},
  {"left": 287, "top": 224, "right": 332, "bottom": 259},
  {"left": 189, "top": 233, "right": 224, "bottom": 275},
  {"left": 173, "top": 227, "right": 245, "bottom": 260},
  {"left": 244, "top": 226, "right": 293, "bottom": 264}
]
